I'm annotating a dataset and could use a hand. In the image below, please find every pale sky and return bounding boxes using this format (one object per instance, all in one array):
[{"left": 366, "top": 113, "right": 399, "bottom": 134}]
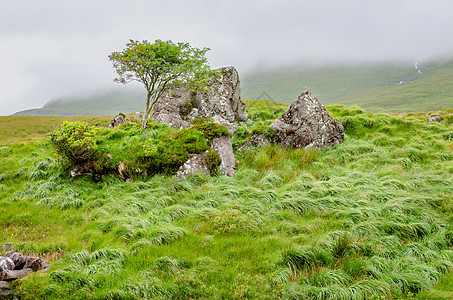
[{"left": 1, "top": 0, "right": 452, "bottom": 115}]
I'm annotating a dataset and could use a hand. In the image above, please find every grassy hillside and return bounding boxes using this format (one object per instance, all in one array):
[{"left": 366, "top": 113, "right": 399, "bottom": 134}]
[
  {"left": 243, "top": 60, "right": 453, "bottom": 112},
  {"left": 337, "top": 60, "right": 453, "bottom": 113},
  {"left": 241, "top": 63, "right": 418, "bottom": 103},
  {"left": 13, "top": 89, "right": 145, "bottom": 116},
  {"left": 1, "top": 102, "right": 453, "bottom": 299}
]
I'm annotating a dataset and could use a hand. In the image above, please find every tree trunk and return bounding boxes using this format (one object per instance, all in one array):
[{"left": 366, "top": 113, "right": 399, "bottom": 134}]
[{"left": 141, "top": 92, "right": 152, "bottom": 129}]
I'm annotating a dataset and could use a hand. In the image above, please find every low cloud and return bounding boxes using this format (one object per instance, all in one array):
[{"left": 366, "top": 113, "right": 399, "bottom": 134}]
[{"left": 1, "top": 0, "right": 453, "bottom": 115}]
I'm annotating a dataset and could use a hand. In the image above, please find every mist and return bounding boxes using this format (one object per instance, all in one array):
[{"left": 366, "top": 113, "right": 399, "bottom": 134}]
[{"left": 1, "top": 0, "right": 453, "bottom": 115}]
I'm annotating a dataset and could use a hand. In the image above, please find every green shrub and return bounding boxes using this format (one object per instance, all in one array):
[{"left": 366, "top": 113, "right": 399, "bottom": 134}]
[{"left": 49, "top": 121, "right": 98, "bottom": 170}]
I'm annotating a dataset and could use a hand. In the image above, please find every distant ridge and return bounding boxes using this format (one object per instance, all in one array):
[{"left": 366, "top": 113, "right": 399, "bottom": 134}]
[
  {"left": 12, "top": 59, "right": 453, "bottom": 116},
  {"left": 241, "top": 59, "right": 453, "bottom": 112},
  {"left": 13, "top": 89, "right": 145, "bottom": 116}
]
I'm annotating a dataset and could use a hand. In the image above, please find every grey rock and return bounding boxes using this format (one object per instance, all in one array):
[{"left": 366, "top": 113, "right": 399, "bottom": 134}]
[
  {"left": 0, "top": 281, "right": 11, "bottom": 299},
  {"left": 109, "top": 113, "right": 130, "bottom": 129},
  {"left": 152, "top": 67, "right": 249, "bottom": 131},
  {"left": 0, "top": 258, "right": 14, "bottom": 272},
  {"left": 270, "top": 91, "right": 344, "bottom": 149},
  {"left": 212, "top": 136, "right": 235, "bottom": 177},
  {"left": 70, "top": 165, "right": 83, "bottom": 178},
  {"left": 134, "top": 112, "right": 145, "bottom": 120},
  {"left": 24, "top": 257, "right": 42, "bottom": 272},
  {"left": 2, "top": 243, "right": 14, "bottom": 251},
  {"left": 0, "top": 268, "right": 32, "bottom": 281},
  {"left": 238, "top": 133, "right": 271, "bottom": 152},
  {"left": 6, "top": 252, "right": 26, "bottom": 270},
  {"left": 40, "top": 261, "right": 51, "bottom": 273},
  {"left": 427, "top": 116, "right": 442, "bottom": 122},
  {"left": 176, "top": 153, "right": 211, "bottom": 179}
]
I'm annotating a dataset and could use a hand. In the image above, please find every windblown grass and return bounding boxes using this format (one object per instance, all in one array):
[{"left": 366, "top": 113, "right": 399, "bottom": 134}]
[{"left": 2, "top": 104, "right": 453, "bottom": 299}]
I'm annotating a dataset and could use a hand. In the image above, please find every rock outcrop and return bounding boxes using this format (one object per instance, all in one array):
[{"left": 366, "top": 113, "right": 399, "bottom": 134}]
[
  {"left": 269, "top": 91, "right": 344, "bottom": 149},
  {"left": 152, "top": 67, "right": 249, "bottom": 131}
]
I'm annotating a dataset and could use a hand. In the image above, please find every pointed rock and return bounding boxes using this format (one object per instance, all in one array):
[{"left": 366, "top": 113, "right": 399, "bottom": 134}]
[{"left": 270, "top": 91, "right": 344, "bottom": 149}]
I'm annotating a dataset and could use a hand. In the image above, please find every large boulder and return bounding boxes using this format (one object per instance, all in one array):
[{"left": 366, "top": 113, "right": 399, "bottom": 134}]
[
  {"left": 270, "top": 91, "right": 344, "bottom": 149},
  {"left": 152, "top": 67, "right": 249, "bottom": 130}
]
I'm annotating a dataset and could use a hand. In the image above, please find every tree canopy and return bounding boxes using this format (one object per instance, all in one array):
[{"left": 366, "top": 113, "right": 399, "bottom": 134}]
[{"left": 109, "top": 39, "right": 212, "bottom": 128}]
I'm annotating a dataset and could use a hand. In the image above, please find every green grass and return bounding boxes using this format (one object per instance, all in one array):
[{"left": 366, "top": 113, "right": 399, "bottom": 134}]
[{"left": 1, "top": 102, "right": 453, "bottom": 299}]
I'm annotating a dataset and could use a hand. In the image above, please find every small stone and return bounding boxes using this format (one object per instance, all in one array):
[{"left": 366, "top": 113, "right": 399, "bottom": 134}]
[
  {"left": 0, "top": 258, "right": 14, "bottom": 272},
  {"left": 0, "top": 281, "right": 11, "bottom": 298},
  {"left": 2, "top": 243, "right": 14, "bottom": 251},
  {"left": 0, "top": 268, "right": 32, "bottom": 281},
  {"left": 40, "top": 261, "right": 51, "bottom": 273},
  {"left": 427, "top": 116, "right": 442, "bottom": 122},
  {"left": 238, "top": 134, "right": 271, "bottom": 151},
  {"left": 134, "top": 112, "right": 145, "bottom": 120},
  {"left": 176, "top": 153, "right": 211, "bottom": 179},
  {"left": 6, "top": 252, "right": 26, "bottom": 269},
  {"left": 109, "top": 113, "right": 130, "bottom": 129},
  {"left": 24, "top": 257, "right": 42, "bottom": 272}
]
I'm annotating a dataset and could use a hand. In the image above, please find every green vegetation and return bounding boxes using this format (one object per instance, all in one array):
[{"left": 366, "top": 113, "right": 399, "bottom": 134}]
[
  {"left": 1, "top": 101, "right": 453, "bottom": 299},
  {"left": 48, "top": 117, "right": 230, "bottom": 177}
]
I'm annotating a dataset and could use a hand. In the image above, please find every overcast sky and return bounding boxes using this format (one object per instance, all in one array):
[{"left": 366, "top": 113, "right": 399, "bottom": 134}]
[{"left": 1, "top": 0, "right": 452, "bottom": 115}]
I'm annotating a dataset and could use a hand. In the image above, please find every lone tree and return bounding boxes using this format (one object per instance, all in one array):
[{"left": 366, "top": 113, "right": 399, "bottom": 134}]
[{"left": 109, "top": 39, "right": 212, "bottom": 128}]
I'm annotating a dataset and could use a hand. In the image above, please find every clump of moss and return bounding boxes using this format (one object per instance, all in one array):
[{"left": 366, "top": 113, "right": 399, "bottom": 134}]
[{"left": 192, "top": 117, "right": 231, "bottom": 144}]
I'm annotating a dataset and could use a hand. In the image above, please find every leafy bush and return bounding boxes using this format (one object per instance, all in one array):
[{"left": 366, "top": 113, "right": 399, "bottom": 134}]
[{"left": 49, "top": 121, "right": 98, "bottom": 167}]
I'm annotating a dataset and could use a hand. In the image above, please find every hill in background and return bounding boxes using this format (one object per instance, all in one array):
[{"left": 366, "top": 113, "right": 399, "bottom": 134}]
[
  {"left": 12, "top": 59, "right": 453, "bottom": 116},
  {"left": 13, "top": 89, "right": 145, "bottom": 116},
  {"left": 242, "top": 59, "right": 453, "bottom": 112}
]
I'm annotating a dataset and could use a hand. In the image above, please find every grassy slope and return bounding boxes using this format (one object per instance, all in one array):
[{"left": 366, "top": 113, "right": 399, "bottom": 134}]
[
  {"left": 337, "top": 60, "right": 453, "bottom": 113},
  {"left": 0, "top": 116, "right": 111, "bottom": 145},
  {"left": 1, "top": 103, "right": 453, "bottom": 299},
  {"left": 241, "top": 63, "right": 418, "bottom": 104},
  {"left": 243, "top": 60, "right": 453, "bottom": 113}
]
